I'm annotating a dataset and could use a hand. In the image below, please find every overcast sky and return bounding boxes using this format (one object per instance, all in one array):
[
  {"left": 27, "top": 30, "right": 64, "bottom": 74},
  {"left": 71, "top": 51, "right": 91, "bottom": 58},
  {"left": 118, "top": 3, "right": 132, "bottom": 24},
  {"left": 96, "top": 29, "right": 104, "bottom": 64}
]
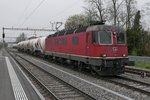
[{"left": 0, "top": 0, "right": 149, "bottom": 42}]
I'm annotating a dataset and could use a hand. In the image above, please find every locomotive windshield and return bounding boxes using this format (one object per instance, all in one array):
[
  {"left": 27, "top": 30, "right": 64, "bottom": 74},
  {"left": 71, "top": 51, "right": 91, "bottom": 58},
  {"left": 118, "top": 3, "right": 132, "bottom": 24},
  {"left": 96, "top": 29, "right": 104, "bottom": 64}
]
[{"left": 92, "top": 31, "right": 112, "bottom": 44}]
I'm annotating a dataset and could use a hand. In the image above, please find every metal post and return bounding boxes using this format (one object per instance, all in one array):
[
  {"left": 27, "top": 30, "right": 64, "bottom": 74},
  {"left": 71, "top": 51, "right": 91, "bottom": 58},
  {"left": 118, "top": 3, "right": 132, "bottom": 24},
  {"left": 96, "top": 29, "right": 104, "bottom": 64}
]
[{"left": 2, "top": 27, "right": 4, "bottom": 48}]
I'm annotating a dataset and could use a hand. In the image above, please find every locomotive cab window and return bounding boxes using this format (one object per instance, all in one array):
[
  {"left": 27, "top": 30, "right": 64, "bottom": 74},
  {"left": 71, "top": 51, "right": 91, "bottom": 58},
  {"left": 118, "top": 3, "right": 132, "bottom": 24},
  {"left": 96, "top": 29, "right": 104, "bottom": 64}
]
[
  {"left": 92, "top": 31, "right": 112, "bottom": 44},
  {"left": 117, "top": 32, "right": 126, "bottom": 44}
]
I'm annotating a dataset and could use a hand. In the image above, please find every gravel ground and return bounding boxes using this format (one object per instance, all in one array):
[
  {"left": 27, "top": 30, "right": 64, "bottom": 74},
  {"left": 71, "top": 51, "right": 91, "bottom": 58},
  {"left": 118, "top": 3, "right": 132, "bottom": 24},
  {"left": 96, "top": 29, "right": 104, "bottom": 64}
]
[
  {"left": 121, "top": 72, "right": 150, "bottom": 84},
  {"left": 19, "top": 53, "right": 150, "bottom": 100}
]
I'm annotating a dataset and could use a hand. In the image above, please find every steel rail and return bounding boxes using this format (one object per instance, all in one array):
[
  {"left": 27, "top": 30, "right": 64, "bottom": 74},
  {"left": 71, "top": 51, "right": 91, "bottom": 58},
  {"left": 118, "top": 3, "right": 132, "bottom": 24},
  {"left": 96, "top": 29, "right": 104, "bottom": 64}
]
[
  {"left": 9, "top": 51, "right": 95, "bottom": 100},
  {"left": 102, "top": 76, "right": 150, "bottom": 96},
  {"left": 9, "top": 52, "right": 60, "bottom": 100},
  {"left": 125, "top": 67, "right": 150, "bottom": 77}
]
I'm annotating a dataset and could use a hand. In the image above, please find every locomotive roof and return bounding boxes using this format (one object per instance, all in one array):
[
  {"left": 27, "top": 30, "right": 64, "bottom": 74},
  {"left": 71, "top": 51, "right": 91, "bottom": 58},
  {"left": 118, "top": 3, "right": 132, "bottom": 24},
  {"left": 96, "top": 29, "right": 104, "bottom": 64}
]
[
  {"left": 86, "top": 25, "right": 124, "bottom": 32},
  {"left": 47, "top": 26, "right": 88, "bottom": 38},
  {"left": 47, "top": 25, "right": 124, "bottom": 38}
]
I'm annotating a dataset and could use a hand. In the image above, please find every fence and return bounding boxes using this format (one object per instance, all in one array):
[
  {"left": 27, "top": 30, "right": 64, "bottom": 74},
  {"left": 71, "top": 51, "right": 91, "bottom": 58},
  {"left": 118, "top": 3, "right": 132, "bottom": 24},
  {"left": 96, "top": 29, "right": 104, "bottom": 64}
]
[{"left": 129, "top": 56, "right": 150, "bottom": 63}]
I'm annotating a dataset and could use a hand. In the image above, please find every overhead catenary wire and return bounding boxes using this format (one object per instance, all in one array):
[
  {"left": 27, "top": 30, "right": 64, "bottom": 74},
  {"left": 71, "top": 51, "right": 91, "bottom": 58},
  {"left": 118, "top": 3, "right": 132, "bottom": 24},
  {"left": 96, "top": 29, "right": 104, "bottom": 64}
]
[
  {"left": 20, "top": 0, "right": 46, "bottom": 27},
  {"left": 49, "top": 0, "right": 81, "bottom": 21},
  {"left": 48, "top": 0, "right": 82, "bottom": 29},
  {"left": 16, "top": 0, "right": 34, "bottom": 26},
  {"left": 20, "top": 0, "right": 81, "bottom": 27}
]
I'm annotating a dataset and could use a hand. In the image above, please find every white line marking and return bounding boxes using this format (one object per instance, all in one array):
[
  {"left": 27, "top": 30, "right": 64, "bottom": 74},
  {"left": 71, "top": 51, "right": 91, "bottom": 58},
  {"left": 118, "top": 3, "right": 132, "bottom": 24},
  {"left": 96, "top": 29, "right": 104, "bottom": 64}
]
[
  {"left": 33, "top": 58, "right": 134, "bottom": 100},
  {"left": 5, "top": 57, "right": 28, "bottom": 100},
  {"left": 9, "top": 56, "right": 45, "bottom": 100}
]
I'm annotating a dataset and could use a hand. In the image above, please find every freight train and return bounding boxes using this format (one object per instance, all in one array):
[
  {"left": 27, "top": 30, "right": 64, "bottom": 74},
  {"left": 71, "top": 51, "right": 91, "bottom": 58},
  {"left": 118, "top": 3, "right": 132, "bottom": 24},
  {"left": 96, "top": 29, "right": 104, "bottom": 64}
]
[{"left": 17, "top": 22, "right": 129, "bottom": 75}]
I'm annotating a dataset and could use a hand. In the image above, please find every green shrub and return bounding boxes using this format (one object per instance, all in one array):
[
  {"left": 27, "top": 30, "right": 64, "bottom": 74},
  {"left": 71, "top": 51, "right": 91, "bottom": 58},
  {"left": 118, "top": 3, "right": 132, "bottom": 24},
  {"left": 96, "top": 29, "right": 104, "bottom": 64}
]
[
  {"left": 131, "top": 48, "right": 138, "bottom": 56},
  {"left": 135, "top": 61, "right": 150, "bottom": 69}
]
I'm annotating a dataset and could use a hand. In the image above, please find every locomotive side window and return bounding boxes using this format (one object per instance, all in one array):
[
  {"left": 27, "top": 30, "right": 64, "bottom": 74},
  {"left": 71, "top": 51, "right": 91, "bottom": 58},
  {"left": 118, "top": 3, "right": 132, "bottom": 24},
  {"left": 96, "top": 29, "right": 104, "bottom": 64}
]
[
  {"left": 99, "top": 31, "right": 112, "bottom": 44},
  {"left": 72, "top": 37, "right": 79, "bottom": 45},
  {"left": 117, "top": 32, "right": 125, "bottom": 44},
  {"left": 62, "top": 38, "right": 67, "bottom": 45}
]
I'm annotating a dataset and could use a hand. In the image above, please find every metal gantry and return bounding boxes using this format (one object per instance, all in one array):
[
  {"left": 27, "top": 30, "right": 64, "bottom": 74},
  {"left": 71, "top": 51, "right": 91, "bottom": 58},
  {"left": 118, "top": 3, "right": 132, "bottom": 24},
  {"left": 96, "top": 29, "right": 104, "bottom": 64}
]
[
  {"left": 2, "top": 22, "right": 63, "bottom": 47},
  {"left": 2, "top": 27, "right": 56, "bottom": 47},
  {"left": 2, "top": 27, "right": 55, "bottom": 32}
]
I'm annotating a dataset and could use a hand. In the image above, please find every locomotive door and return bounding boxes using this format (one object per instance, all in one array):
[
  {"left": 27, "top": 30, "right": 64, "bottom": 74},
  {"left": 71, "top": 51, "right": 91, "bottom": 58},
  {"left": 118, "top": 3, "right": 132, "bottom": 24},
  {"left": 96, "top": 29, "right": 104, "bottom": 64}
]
[{"left": 86, "top": 33, "right": 91, "bottom": 56}]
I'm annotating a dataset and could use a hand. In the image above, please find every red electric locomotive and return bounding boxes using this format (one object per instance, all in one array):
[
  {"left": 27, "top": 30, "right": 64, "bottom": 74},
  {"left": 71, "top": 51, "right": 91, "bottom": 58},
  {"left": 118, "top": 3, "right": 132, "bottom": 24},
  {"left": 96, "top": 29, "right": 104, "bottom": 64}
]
[{"left": 45, "top": 22, "right": 128, "bottom": 75}]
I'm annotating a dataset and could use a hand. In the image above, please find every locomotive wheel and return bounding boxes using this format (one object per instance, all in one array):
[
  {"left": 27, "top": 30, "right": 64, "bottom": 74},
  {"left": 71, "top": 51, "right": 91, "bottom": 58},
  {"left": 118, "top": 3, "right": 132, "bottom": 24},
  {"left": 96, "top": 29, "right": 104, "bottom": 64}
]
[
  {"left": 90, "top": 65, "right": 97, "bottom": 76},
  {"left": 78, "top": 62, "right": 84, "bottom": 71}
]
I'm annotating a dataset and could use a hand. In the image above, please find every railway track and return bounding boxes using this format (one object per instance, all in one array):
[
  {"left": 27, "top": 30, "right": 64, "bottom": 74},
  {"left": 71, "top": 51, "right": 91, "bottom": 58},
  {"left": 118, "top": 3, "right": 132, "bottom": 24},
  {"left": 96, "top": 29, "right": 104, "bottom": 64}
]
[
  {"left": 9, "top": 52, "right": 95, "bottom": 100},
  {"left": 125, "top": 66, "right": 150, "bottom": 77},
  {"left": 8, "top": 49, "right": 150, "bottom": 99},
  {"left": 103, "top": 76, "right": 150, "bottom": 96}
]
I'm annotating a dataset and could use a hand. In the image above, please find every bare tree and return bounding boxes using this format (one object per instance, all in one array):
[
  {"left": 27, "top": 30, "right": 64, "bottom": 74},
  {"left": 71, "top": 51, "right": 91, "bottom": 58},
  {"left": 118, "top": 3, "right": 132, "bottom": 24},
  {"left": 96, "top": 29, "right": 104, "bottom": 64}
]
[
  {"left": 107, "top": 0, "right": 125, "bottom": 26},
  {"left": 125, "top": 0, "right": 137, "bottom": 29},
  {"left": 16, "top": 33, "right": 27, "bottom": 43},
  {"left": 84, "top": 6, "right": 97, "bottom": 21},
  {"left": 85, "top": 0, "right": 106, "bottom": 21},
  {"left": 116, "top": 10, "right": 125, "bottom": 27},
  {"left": 112, "top": 0, "right": 118, "bottom": 26},
  {"left": 84, "top": 0, "right": 137, "bottom": 27},
  {"left": 140, "top": 2, "right": 150, "bottom": 30}
]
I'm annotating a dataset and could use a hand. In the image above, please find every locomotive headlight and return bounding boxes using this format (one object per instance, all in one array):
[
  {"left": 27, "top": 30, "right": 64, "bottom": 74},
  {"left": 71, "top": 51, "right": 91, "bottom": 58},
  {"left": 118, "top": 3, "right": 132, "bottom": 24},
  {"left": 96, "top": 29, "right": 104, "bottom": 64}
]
[
  {"left": 122, "top": 54, "right": 126, "bottom": 57},
  {"left": 102, "top": 54, "right": 107, "bottom": 57}
]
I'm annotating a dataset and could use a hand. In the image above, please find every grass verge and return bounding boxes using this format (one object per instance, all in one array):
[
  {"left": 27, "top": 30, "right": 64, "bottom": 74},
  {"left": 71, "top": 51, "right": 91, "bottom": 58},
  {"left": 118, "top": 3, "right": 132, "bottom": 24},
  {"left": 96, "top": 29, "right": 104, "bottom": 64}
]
[{"left": 135, "top": 61, "right": 150, "bottom": 69}]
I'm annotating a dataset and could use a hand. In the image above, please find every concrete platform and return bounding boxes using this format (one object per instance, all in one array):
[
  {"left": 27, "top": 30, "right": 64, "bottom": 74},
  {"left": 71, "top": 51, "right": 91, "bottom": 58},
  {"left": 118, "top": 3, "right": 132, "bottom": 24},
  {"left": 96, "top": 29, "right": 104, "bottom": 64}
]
[{"left": 0, "top": 51, "right": 44, "bottom": 100}]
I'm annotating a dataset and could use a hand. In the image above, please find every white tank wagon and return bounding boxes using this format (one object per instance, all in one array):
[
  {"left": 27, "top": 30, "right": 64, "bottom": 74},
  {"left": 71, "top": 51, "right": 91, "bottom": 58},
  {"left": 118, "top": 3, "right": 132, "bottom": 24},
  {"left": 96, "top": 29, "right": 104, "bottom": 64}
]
[
  {"left": 17, "top": 40, "right": 29, "bottom": 52},
  {"left": 22, "top": 40, "right": 29, "bottom": 52},
  {"left": 16, "top": 42, "right": 20, "bottom": 49},
  {"left": 26, "top": 39, "right": 35, "bottom": 53},
  {"left": 32, "top": 38, "right": 38, "bottom": 54},
  {"left": 17, "top": 36, "right": 46, "bottom": 55},
  {"left": 12, "top": 44, "right": 18, "bottom": 49},
  {"left": 32, "top": 37, "right": 46, "bottom": 55},
  {"left": 17, "top": 41, "right": 25, "bottom": 51}
]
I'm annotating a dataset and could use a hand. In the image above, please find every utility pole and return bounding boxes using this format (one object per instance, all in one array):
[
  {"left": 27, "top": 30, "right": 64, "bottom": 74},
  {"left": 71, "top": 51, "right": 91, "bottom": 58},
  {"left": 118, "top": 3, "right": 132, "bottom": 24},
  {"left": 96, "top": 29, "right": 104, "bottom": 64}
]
[{"left": 50, "top": 22, "right": 55, "bottom": 31}]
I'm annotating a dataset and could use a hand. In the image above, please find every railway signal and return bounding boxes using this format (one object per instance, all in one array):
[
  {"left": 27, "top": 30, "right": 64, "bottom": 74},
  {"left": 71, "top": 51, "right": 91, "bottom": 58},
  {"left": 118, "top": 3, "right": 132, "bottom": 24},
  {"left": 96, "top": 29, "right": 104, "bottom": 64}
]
[{"left": 2, "top": 33, "right": 5, "bottom": 38}]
